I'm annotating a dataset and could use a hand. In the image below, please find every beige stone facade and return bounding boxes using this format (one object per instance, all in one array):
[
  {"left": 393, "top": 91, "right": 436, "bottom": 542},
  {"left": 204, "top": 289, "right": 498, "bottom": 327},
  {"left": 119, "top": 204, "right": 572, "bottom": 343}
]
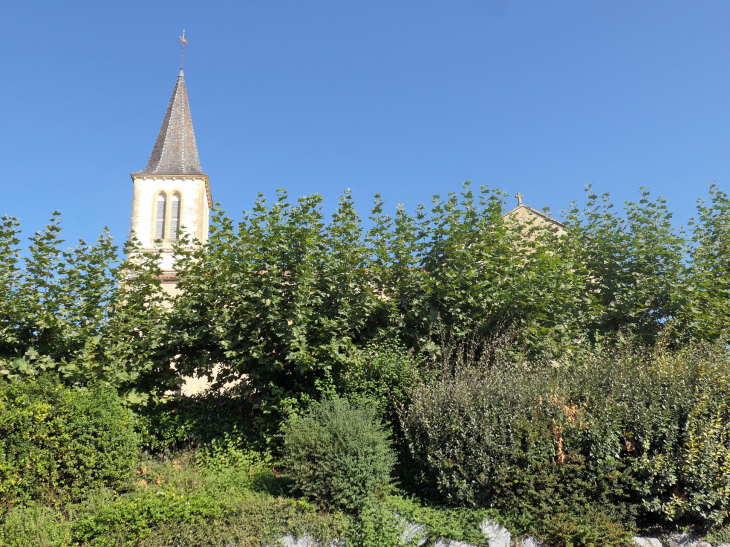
[
  {"left": 129, "top": 175, "right": 211, "bottom": 272},
  {"left": 502, "top": 202, "right": 566, "bottom": 235}
]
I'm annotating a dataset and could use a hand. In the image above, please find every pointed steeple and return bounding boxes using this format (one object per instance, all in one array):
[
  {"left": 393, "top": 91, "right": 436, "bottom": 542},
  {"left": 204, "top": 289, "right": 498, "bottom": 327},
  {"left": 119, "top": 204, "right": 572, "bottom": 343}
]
[{"left": 135, "top": 68, "right": 204, "bottom": 175}]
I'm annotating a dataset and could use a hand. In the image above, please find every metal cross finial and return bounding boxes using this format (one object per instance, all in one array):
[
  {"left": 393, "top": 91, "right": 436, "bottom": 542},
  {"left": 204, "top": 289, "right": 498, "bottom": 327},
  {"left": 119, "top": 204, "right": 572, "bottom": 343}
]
[
  {"left": 516, "top": 193, "right": 523, "bottom": 206},
  {"left": 179, "top": 30, "right": 188, "bottom": 68}
]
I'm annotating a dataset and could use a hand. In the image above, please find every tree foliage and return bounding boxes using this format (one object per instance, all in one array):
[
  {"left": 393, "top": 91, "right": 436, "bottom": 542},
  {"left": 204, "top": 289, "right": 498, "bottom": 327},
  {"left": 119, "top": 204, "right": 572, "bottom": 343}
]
[
  {"left": 2, "top": 184, "right": 730, "bottom": 409},
  {"left": 165, "top": 184, "right": 730, "bottom": 416},
  {"left": 687, "top": 184, "right": 730, "bottom": 338},
  {"left": 0, "top": 213, "right": 176, "bottom": 403}
]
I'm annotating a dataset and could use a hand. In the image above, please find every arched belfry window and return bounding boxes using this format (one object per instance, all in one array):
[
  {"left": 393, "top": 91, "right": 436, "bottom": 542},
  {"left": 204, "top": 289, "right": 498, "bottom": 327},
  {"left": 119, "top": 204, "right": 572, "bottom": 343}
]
[
  {"left": 170, "top": 194, "right": 181, "bottom": 240},
  {"left": 154, "top": 194, "right": 167, "bottom": 240}
]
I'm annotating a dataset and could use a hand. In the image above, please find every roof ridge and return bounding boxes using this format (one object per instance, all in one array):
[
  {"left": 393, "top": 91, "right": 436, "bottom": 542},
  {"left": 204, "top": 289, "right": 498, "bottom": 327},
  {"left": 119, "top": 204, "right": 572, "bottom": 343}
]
[{"left": 502, "top": 203, "right": 565, "bottom": 228}]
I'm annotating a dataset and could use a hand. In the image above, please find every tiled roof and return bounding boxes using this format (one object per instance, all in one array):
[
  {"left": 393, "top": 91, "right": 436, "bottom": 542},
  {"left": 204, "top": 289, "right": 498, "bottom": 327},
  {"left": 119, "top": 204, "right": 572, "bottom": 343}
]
[{"left": 134, "top": 69, "right": 204, "bottom": 176}]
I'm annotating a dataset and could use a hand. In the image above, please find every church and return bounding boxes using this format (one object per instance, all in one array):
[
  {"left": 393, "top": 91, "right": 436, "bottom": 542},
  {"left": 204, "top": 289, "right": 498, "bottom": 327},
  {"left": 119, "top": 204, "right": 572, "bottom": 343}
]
[
  {"left": 128, "top": 66, "right": 564, "bottom": 286},
  {"left": 127, "top": 64, "right": 565, "bottom": 394},
  {"left": 128, "top": 67, "right": 212, "bottom": 293}
]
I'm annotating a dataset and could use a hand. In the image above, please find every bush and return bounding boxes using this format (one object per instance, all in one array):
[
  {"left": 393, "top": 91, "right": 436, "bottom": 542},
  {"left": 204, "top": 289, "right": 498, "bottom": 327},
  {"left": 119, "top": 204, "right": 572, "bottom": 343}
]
[
  {"left": 68, "top": 453, "right": 349, "bottom": 547},
  {"left": 537, "top": 508, "right": 633, "bottom": 547},
  {"left": 0, "top": 504, "right": 71, "bottom": 547},
  {"left": 281, "top": 397, "right": 396, "bottom": 513},
  {"left": 400, "top": 338, "right": 561, "bottom": 506},
  {"left": 349, "top": 494, "right": 514, "bottom": 547},
  {"left": 706, "top": 523, "right": 730, "bottom": 545},
  {"left": 134, "top": 497, "right": 349, "bottom": 547},
  {"left": 337, "top": 340, "right": 432, "bottom": 492},
  {"left": 0, "top": 375, "right": 140, "bottom": 505},
  {"left": 400, "top": 337, "right": 730, "bottom": 531},
  {"left": 348, "top": 497, "right": 405, "bottom": 547},
  {"left": 570, "top": 339, "right": 730, "bottom": 527},
  {"left": 338, "top": 340, "right": 425, "bottom": 425},
  {"left": 137, "top": 393, "right": 263, "bottom": 453}
]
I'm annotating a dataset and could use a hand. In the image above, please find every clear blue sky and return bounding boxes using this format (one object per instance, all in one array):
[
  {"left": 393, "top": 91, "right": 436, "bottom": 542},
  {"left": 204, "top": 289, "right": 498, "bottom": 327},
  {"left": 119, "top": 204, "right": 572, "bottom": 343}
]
[{"left": 2, "top": 0, "right": 729, "bottom": 247}]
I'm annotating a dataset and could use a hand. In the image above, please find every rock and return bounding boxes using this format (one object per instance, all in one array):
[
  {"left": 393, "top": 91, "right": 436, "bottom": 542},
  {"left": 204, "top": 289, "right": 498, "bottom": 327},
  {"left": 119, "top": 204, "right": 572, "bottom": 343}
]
[
  {"left": 667, "top": 534, "right": 712, "bottom": 547},
  {"left": 277, "top": 536, "right": 347, "bottom": 547},
  {"left": 667, "top": 534, "right": 692, "bottom": 547},
  {"left": 398, "top": 517, "right": 478, "bottom": 547},
  {"left": 521, "top": 537, "right": 544, "bottom": 547},
  {"left": 400, "top": 519, "right": 429, "bottom": 546},
  {"left": 280, "top": 536, "right": 317, "bottom": 547},
  {"left": 480, "top": 519, "right": 511, "bottom": 547},
  {"left": 632, "top": 538, "right": 662, "bottom": 547}
]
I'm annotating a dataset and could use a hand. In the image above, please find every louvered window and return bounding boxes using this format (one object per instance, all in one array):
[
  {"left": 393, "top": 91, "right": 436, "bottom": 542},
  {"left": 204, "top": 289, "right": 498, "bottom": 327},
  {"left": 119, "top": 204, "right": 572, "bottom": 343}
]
[
  {"left": 170, "top": 194, "right": 181, "bottom": 240},
  {"left": 155, "top": 194, "right": 167, "bottom": 240}
]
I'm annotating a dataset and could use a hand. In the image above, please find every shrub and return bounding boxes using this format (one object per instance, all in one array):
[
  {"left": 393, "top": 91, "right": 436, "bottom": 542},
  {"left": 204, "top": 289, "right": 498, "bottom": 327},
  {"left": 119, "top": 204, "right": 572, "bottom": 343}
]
[
  {"left": 537, "top": 508, "right": 633, "bottom": 547},
  {"left": 69, "top": 460, "right": 349, "bottom": 547},
  {"left": 348, "top": 496, "right": 405, "bottom": 547},
  {"left": 337, "top": 340, "right": 432, "bottom": 492},
  {"left": 281, "top": 397, "right": 396, "bottom": 513},
  {"left": 571, "top": 339, "right": 730, "bottom": 527},
  {"left": 0, "top": 505, "right": 71, "bottom": 547},
  {"left": 195, "top": 433, "right": 270, "bottom": 475},
  {"left": 338, "top": 340, "right": 430, "bottom": 451},
  {"left": 399, "top": 338, "right": 561, "bottom": 506},
  {"left": 0, "top": 375, "right": 140, "bottom": 505},
  {"left": 400, "top": 337, "right": 730, "bottom": 531},
  {"left": 706, "top": 523, "right": 730, "bottom": 545},
  {"left": 137, "top": 393, "right": 260, "bottom": 453},
  {"left": 133, "top": 497, "right": 350, "bottom": 547},
  {"left": 338, "top": 340, "right": 425, "bottom": 425}
]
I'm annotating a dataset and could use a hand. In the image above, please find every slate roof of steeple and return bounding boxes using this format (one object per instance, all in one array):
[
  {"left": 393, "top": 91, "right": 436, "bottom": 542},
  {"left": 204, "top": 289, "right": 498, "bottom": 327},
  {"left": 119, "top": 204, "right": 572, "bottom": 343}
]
[{"left": 134, "top": 68, "right": 204, "bottom": 176}]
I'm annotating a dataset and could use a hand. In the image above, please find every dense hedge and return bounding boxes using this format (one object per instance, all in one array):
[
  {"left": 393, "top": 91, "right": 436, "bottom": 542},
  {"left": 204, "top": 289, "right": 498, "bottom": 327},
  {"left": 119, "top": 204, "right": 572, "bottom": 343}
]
[
  {"left": 400, "top": 338, "right": 730, "bottom": 532},
  {"left": 0, "top": 461, "right": 350, "bottom": 547},
  {"left": 0, "top": 375, "right": 140, "bottom": 506}
]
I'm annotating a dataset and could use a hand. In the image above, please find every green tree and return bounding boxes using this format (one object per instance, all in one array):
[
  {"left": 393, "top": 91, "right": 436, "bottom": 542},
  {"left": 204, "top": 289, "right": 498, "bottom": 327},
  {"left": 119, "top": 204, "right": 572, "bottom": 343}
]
[
  {"left": 168, "top": 191, "right": 384, "bottom": 436},
  {"left": 562, "top": 187, "right": 688, "bottom": 343},
  {"left": 686, "top": 184, "right": 730, "bottom": 339},
  {"left": 0, "top": 214, "right": 175, "bottom": 402}
]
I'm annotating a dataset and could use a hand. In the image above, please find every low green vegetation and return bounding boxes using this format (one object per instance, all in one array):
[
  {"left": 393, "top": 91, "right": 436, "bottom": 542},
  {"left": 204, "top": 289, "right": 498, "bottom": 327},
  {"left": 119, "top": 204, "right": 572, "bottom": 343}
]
[
  {"left": 281, "top": 396, "right": 396, "bottom": 513},
  {"left": 0, "top": 376, "right": 139, "bottom": 506},
  {"left": 2, "top": 184, "right": 730, "bottom": 545},
  {"left": 402, "top": 337, "right": 730, "bottom": 537},
  {"left": 0, "top": 444, "right": 350, "bottom": 547}
]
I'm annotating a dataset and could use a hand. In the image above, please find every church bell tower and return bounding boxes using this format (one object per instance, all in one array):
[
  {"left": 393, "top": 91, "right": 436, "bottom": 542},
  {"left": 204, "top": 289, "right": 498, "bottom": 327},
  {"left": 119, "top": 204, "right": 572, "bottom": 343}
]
[{"left": 129, "top": 66, "right": 212, "bottom": 274}]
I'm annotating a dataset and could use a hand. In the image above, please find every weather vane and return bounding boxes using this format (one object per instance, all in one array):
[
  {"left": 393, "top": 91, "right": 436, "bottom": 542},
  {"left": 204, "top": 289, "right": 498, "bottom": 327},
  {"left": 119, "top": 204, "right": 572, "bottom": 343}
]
[{"left": 179, "top": 30, "right": 188, "bottom": 68}]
